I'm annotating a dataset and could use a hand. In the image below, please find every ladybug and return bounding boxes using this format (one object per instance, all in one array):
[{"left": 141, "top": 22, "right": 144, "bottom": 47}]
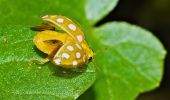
[{"left": 31, "top": 15, "right": 93, "bottom": 68}]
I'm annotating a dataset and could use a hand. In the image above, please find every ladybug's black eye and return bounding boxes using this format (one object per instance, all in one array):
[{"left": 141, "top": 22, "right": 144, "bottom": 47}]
[{"left": 88, "top": 57, "right": 92, "bottom": 61}]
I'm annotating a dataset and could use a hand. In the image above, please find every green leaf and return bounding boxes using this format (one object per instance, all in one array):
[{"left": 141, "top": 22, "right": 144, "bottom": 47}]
[
  {"left": 0, "top": 0, "right": 88, "bottom": 26},
  {"left": 87, "top": 22, "right": 166, "bottom": 100},
  {"left": 85, "top": 0, "right": 119, "bottom": 25},
  {"left": 0, "top": 25, "right": 96, "bottom": 100}
]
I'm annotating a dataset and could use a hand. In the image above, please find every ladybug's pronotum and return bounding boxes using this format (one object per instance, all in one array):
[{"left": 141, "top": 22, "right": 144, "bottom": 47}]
[{"left": 31, "top": 15, "right": 93, "bottom": 68}]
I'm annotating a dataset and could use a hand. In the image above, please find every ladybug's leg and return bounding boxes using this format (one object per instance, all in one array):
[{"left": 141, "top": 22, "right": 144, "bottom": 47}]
[
  {"left": 30, "top": 43, "right": 61, "bottom": 65},
  {"left": 31, "top": 58, "right": 50, "bottom": 65}
]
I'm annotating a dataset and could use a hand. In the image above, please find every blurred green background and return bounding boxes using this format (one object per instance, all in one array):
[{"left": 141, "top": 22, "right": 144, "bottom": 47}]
[{"left": 97, "top": 0, "right": 170, "bottom": 99}]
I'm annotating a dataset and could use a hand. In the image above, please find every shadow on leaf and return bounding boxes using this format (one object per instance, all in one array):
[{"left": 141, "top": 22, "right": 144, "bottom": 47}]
[{"left": 48, "top": 63, "right": 87, "bottom": 79}]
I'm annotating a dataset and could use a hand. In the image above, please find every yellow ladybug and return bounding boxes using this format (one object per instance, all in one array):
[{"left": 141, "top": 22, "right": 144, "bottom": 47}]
[{"left": 31, "top": 15, "right": 93, "bottom": 68}]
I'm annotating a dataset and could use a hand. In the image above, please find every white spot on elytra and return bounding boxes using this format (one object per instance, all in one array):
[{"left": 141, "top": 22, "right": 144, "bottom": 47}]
[
  {"left": 54, "top": 58, "right": 61, "bottom": 65},
  {"left": 56, "top": 18, "right": 64, "bottom": 23},
  {"left": 77, "top": 35, "right": 83, "bottom": 42},
  {"left": 75, "top": 44, "right": 82, "bottom": 50},
  {"left": 76, "top": 52, "right": 81, "bottom": 58},
  {"left": 62, "top": 53, "right": 70, "bottom": 59},
  {"left": 42, "top": 15, "right": 48, "bottom": 18},
  {"left": 67, "top": 45, "right": 74, "bottom": 51},
  {"left": 68, "top": 24, "right": 76, "bottom": 31},
  {"left": 72, "top": 60, "right": 78, "bottom": 66}
]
